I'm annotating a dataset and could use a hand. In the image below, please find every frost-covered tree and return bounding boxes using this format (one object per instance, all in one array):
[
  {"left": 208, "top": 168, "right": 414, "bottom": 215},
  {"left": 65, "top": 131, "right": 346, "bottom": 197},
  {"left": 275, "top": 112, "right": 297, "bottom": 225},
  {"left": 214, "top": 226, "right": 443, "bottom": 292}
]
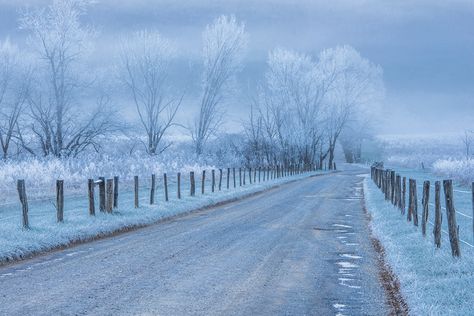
[
  {"left": 192, "top": 15, "right": 247, "bottom": 155},
  {"left": 0, "top": 39, "right": 31, "bottom": 159},
  {"left": 20, "top": 0, "right": 116, "bottom": 157},
  {"left": 119, "top": 30, "right": 182, "bottom": 155},
  {"left": 319, "top": 45, "right": 384, "bottom": 167}
]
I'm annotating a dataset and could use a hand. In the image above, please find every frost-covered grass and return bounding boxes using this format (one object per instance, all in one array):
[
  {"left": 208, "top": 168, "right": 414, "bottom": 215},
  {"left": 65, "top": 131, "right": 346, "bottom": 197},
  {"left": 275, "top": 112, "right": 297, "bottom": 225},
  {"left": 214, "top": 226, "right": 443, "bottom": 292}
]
[
  {"left": 0, "top": 170, "right": 324, "bottom": 264},
  {"left": 364, "top": 176, "right": 474, "bottom": 315},
  {"left": 433, "top": 159, "right": 474, "bottom": 185}
]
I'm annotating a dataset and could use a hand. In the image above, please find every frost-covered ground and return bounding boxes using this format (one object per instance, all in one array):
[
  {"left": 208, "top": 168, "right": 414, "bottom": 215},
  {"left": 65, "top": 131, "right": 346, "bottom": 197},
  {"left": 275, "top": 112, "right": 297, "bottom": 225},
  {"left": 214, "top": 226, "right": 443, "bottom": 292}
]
[
  {"left": 364, "top": 169, "right": 474, "bottom": 315},
  {"left": 0, "top": 169, "right": 323, "bottom": 263}
]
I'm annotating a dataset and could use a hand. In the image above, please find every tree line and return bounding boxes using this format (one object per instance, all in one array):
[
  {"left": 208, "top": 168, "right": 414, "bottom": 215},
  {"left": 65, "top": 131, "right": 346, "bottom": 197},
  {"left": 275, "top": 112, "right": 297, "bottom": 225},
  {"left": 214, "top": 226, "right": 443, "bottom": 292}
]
[{"left": 0, "top": 0, "right": 384, "bottom": 168}]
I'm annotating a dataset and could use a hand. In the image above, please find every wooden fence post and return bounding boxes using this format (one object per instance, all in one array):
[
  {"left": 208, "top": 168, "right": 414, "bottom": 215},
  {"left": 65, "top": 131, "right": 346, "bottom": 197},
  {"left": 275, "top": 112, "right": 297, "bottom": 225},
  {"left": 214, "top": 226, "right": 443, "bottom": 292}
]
[
  {"left": 243, "top": 168, "right": 246, "bottom": 185},
  {"left": 421, "top": 181, "right": 430, "bottom": 236},
  {"left": 56, "top": 180, "right": 64, "bottom": 222},
  {"left": 443, "top": 180, "right": 461, "bottom": 257},
  {"left": 254, "top": 168, "right": 257, "bottom": 183},
  {"left": 134, "top": 176, "right": 139, "bottom": 208},
  {"left": 402, "top": 177, "right": 406, "bottom": 215},
  {"left": 233, "top": 168, "right": 236, "bottom": 188},
  {"left": 99, "top": 177, "right": 106, "bottom": 212},
  {"left": 106, "top": 179, "right": 114, "bottom": 213},
  {"left": 150, "top": 174, "right": 156, "bottom": 205},
  {"left": 408, "top": 179, "right": 418, "bottom": 226},
  {"left": 227, "top": 168, "right": 230, "bottom": 189},
  {"left": 258, "top": 167, "right": 261, "bottom": 182},
  {"left": 239, "top": 168, "right": 242, "bottom": 186},
  {"left": 177, "top": 172, "right": 181, "bottom": 199},
  {"left": 201, "top": 170, "right": 206, "bottom": 195},
  {"left": 219, "top": 169, "right": 222, "bottom": 191},
  {"left": 164, "top": 173, "right": 168, "bottom": 202},
  {"left": 390, "top": 171, "right": 396, "bottom": 204},
  {"left": 113, "top": 176, "right": 119, "bottom": 209},
  {"left": 249, "top": 168, "right": 252, "bottom": 184},
  {"left": 17, "top": 180, "right": 29, "bottom": 229},
  {"left": 190, "top": 171, "right": 195, "bottom": 196},
  {"left": 88, "top": 179, "right": 95, "bottom": 216},
  {"left": 212, "top": 169, "right": 215, "bottom": 192},
  {"left": 433, "top": 181, "right": 442, "bottom": 248}
]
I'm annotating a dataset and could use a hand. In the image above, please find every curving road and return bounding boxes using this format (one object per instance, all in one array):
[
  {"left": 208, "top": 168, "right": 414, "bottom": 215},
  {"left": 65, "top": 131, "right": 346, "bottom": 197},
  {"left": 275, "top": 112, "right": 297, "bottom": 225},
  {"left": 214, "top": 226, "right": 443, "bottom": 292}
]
[{"left": 0, "top": 166, "right": 388, "bottom": 315}]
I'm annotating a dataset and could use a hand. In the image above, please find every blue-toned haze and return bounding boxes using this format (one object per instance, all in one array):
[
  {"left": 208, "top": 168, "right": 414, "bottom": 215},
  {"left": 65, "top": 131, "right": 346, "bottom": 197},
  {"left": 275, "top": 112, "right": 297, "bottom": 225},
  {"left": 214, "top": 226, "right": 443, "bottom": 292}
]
[{"left": 0, "top": 0, "right": 472, "bottom": 135}]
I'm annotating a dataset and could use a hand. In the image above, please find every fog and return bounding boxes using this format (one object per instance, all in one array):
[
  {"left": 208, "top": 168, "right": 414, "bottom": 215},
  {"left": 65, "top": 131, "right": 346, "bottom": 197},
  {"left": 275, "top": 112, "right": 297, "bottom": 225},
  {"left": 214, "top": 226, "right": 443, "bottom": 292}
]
[{"left": 1, "top": 0, "right": 473, "bottom": 136}]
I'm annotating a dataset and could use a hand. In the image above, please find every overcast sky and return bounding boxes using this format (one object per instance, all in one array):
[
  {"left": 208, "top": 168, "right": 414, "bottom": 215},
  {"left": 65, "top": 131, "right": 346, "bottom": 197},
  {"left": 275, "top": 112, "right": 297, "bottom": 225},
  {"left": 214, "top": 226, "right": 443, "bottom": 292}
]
[{"left": 0, "top": 0, "right": 473, "bottom": 136}]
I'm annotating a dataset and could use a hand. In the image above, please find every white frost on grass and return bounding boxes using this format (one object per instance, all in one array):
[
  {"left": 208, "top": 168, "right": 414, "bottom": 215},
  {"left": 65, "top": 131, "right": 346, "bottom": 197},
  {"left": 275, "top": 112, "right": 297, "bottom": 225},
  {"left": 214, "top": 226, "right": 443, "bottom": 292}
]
[
  {"left": 0, "top": 171, "right": 325, "bottom": 263},
  {"left": 364, "top": 176, "right": 474, "bottom": 315}
]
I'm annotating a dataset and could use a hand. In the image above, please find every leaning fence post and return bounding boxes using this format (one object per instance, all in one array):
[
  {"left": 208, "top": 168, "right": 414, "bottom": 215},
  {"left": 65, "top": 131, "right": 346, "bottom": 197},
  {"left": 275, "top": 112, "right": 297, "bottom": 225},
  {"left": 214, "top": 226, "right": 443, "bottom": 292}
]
[
  {"left": 190, "top": 171, "right": 195, "bottom": 196},
  {"left": 17, "top": 179, "right": 29, "bottom": 229},
  {"left": 134, "top": 176, "right": 139, "bottom": 208},
  {"left": 88, "top": 179, "right": 95, "bottom": 216},
  {"left": 164, "top": 173, "right": 168, "bottom": 202},
  {"left": 433, "top": 181, "right": 442, "bottom": 248},
  {"left": 99, "top": 177, "right": 106, "bottom": 212},
  {"left": 150, "top": 174, "right": 156, "bottom": 205},
  {"left": 408, "top": 179, "right": 418, "bottom": 226},
  {"left": 106, "top": 179, "right": 114, "bottom": 213},
  {"left": 113, "top": 176, "right": 119, "bottom": 209},
  {"left": 218, "top": 169, "right": 222, "bottom": 191},
  {"left": 177, "top": 172, "right": 181, "bottom": 199},
  {"left": 201, "top": 170, "right": 206, "bottom": 195},
  {"left": 443, "top": 180, "right": 461, "bottom": 257},
  {"left": 56, "top": 179, "right": 64, "bottom": 222},
  {"left": 421, "top": 181, "right": 430, "bottom": 236}
]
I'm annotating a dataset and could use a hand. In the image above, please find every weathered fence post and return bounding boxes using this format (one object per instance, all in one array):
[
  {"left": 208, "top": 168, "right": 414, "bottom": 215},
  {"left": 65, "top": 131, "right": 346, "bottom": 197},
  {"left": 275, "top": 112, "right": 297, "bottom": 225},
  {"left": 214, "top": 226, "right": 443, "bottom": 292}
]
[
  {"left": 177, "top": 172, "right": 181, "bottom": 199},
  {"left": 254, "top": 167, "right": 257, "bottom": 183},
  {"left": 472, "top": 182, "right": 474, "bottom": 242},
  {"left": 201, "top": 170, "right": 206, "bottom": 195},
  {"left": 233, "top": 168, "right": 236, "bottom": 188},
  {"left": 113, "top": 176, "right": 119, "bottom": 209},
  {"left": 227, "top": 168, "right": 230, "bottom": 189},
  {"left": 243, "top": 168, "right": 246, "bottom": 185},
  {"left": 212, "top": 169, "right": 215, "bottom": 192},
  {"left": 408, "top": 179, "right": 418, "bottom": 226},
  {"left": 99, "top": 177, "right": 106, "bottom": 212},
  {"left": 190, "top": 171, "right": 195, "bottom": 196},
  {"left": 134, "top": 176, "right": 139, "bottom": 208},
  {"left": 239, "top": 168, "right": 242, "bottom": 186},
  {"left": 421, "top": 180, "right": 430, "bottom": 236},
  {"left": 402, "top": 177, "right": 406, "bottom": 215},
  {"left": 88, "top": 179, "right": 95, "bottom": 216},
  {"left": 56, "top": 180, "right": 64, "bottom": 222},
  {"left": 443, "top": 180, "right": 461, "bottom": 257},
  {"left": 150, "top": 174, "right": 156, "bottom": 205},
  {"left": 219, "top": 169, "right": 222, "bottom": 191},
  {"left": 390, "top": 171, "right": 396, "bottom": 204},
  {"left": 164, "top": 173, "right": 168, "bottom": 202},
  {"left": 17, "top": 180, "right": 29, "bottom": 229},
  {"left": 249, "top": 168, "right": 252, "bottom": 184},
  {"left": 106, "top": 179, "right": 114, "bottom": 213},
  {"left": 433, "top": 181, "right": 442, "bottom": 248}
]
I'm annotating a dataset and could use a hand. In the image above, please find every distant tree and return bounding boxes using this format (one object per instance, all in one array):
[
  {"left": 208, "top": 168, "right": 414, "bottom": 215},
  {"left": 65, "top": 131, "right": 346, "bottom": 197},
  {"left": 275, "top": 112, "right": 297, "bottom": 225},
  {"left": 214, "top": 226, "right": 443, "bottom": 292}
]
[
  {"left": 119, "top": 30, "right": 182, "bottom": 155},
  {"left": 20, "top": 0, "right": 117, "bottom": 157},
  {"left": 319, "top": 45, "right": 384, "bottom": 168},
  {"left": 0, "top": 39, "right": 31, "bottom": 160},
  {"left": 461, "top": 130, "right": 474, "bottom": 160},
  {"left": 192, "top": 15, "right": 247, "bottom": 155}
]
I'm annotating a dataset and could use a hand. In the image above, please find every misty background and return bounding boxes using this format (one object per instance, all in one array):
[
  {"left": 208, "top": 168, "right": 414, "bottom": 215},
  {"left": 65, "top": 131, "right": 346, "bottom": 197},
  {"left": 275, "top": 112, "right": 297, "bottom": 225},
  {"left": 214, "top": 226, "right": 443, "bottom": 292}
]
[{"left": 1, "top": 0, "right": 472, "bottom": 136}]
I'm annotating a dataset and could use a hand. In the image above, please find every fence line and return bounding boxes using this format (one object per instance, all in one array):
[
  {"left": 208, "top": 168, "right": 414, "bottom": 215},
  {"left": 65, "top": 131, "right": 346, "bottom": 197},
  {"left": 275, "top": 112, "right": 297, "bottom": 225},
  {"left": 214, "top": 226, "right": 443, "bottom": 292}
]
[{"left": 13, "top": 164, "right": 316, "bottom": 231}]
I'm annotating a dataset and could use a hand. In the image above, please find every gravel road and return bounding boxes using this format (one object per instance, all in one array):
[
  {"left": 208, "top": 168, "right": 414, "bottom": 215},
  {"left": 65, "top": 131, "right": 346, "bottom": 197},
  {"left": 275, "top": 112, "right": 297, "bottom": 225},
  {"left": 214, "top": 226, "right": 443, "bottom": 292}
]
[{"left": 0, "top": 166, "right": 388, "bottom": 315}]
